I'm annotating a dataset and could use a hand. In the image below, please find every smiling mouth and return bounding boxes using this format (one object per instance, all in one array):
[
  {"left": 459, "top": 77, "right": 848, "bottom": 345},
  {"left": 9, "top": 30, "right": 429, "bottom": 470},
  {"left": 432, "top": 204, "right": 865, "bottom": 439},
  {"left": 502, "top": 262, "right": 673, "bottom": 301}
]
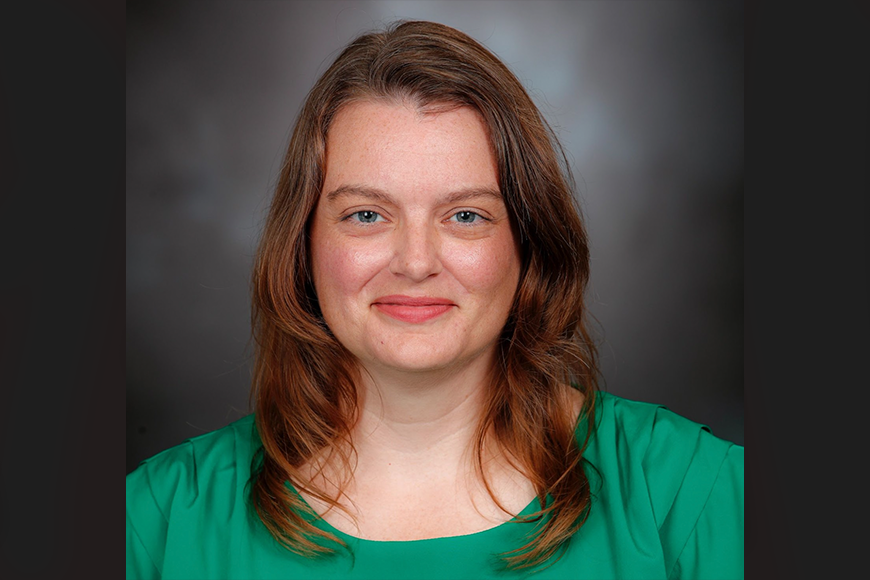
[{"left": 372, "top": 295, "right": 455, "bottom": 323}]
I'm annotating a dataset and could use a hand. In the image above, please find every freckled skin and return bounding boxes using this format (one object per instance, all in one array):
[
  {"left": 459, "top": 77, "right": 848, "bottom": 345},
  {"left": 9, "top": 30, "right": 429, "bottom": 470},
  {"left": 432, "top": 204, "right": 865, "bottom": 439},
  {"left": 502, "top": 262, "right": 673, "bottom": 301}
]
[{"left": 309, "top": 101, "right": 521, "bottom": 377}]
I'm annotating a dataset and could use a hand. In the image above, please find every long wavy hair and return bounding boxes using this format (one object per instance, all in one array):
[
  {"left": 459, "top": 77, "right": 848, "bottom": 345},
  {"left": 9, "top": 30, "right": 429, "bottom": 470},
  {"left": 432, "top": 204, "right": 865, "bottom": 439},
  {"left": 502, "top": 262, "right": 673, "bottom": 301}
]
[{"left": 249, "top": 20, "right": 599, "bottom": 570}]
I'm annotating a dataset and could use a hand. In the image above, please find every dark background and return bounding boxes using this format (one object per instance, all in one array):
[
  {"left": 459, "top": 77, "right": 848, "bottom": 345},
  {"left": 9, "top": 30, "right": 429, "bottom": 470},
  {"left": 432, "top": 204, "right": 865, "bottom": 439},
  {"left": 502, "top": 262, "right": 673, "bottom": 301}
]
[{"left": 126, "top": 0, "right": 744, "bottom": 474}]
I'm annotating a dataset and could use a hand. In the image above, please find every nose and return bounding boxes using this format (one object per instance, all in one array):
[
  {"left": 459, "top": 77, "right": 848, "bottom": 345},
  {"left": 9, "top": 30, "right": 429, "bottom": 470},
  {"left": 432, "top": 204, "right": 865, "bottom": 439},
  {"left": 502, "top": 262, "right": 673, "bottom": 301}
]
[{"left": 389, "top": 221, "right": 442, "bottom": 281}]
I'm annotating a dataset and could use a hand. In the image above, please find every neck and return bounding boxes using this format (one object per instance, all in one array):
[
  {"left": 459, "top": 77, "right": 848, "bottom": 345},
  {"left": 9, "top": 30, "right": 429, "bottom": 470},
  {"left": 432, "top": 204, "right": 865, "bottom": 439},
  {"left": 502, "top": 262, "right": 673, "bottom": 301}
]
[{"left": 352, "top": 352, "right": 496, "bottom": 455}]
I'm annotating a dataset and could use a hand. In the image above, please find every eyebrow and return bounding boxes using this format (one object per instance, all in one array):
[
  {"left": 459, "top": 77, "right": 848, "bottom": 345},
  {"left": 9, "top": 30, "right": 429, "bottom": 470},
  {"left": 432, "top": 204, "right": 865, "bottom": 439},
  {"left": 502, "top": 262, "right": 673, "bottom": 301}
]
[{"left": 324, "top": 185, "right": 502, "bottom": 205}]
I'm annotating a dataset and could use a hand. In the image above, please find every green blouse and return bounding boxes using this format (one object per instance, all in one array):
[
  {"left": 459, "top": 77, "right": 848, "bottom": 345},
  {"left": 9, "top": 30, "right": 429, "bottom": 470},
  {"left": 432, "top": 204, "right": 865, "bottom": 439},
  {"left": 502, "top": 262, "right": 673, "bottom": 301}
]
[{"left": 126, "top": 392, "right": 743, "bottom": 579}]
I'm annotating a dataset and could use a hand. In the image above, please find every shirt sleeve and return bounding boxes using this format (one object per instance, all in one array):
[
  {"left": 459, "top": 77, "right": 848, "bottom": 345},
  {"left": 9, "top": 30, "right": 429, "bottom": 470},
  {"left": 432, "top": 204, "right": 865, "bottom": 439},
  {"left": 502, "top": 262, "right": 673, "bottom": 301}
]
[
  {"left": 126, "top": 504, "right": 161, "bottom": 579},
  {"left": 632, "top": 401, "right": 744, "bottom": 580},
  {"left": 666, "top": 444, "right": 744, "bottom": 580},
  {"left": 125, "top": 441, "right": 196, "bottom": 580}
]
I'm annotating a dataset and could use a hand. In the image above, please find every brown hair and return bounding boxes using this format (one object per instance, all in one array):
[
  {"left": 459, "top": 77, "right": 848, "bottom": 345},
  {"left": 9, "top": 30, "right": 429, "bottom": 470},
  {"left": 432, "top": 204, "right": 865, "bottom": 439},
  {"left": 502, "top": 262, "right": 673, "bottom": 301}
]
[{"left": 249, "top": 20, "right": 599, "bottom": 570}]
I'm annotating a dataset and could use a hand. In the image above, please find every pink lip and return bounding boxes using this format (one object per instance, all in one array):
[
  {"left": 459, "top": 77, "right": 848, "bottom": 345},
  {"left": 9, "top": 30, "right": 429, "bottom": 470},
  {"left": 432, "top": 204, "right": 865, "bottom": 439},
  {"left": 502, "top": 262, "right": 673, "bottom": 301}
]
[{"left": 373, "top": 295, "right": 455, "bottom": 323}]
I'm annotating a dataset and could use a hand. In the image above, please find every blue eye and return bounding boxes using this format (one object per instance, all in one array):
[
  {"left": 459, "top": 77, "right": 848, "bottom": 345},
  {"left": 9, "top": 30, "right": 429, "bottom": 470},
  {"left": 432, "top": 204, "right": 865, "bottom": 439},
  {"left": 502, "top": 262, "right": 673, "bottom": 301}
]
[
  {"left": 451, "top": 211, "right": 482, "bottom": 224},
  {"left": 349, "top": 210, "right": 382, "bottom": 223}
]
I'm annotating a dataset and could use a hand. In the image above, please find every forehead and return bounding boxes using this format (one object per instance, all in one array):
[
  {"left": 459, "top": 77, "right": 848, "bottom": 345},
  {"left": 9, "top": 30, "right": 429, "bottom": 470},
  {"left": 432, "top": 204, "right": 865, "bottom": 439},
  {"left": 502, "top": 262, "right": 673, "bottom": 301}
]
[{"left": 321, "top": 100, "right": 498, "bottom": 199}]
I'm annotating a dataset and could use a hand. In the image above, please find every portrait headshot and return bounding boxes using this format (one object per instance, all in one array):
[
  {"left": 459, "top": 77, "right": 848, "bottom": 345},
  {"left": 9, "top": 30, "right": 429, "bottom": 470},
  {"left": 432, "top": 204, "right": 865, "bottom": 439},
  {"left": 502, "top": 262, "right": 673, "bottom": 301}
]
[{"left": 127, "top": 2, "right": 743, "bottom": 578}]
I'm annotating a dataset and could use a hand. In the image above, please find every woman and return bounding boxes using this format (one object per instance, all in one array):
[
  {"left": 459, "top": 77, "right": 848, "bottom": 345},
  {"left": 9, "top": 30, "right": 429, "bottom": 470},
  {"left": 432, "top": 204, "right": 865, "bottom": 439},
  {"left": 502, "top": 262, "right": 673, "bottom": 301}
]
[{"left": 126, "top": 21, "right": 743, "bottom": 579}]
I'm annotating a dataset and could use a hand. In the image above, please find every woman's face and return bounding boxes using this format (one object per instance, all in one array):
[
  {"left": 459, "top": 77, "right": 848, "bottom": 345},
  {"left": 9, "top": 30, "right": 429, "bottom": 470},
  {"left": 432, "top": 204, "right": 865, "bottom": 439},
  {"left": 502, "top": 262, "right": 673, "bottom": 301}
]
[{"left": 309, "top": 100, "right": 521, "bottom": 377}]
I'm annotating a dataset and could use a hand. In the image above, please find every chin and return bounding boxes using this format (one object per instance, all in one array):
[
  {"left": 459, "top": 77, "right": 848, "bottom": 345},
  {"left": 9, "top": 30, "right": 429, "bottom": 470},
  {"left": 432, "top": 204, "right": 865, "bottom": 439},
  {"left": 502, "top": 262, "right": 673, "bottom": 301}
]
[
  {"left": 368, "top": 349, "right": 459, "bottom": 374},
  {"left": 362, "top": 337, "right": 495, "bottom": 377}
]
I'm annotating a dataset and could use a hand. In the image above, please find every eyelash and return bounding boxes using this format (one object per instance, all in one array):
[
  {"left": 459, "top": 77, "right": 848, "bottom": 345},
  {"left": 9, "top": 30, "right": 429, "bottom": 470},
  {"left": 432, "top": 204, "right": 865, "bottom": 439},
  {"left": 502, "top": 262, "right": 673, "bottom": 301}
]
[
  {"left": 345, "top": 210, "right": 384, "bottom": 224},
  {"left": 343, "top": 210, "right": 489, "bottom": 225},
  {"left": 448, "top": 211, "right": 486, "bottom": 225}
]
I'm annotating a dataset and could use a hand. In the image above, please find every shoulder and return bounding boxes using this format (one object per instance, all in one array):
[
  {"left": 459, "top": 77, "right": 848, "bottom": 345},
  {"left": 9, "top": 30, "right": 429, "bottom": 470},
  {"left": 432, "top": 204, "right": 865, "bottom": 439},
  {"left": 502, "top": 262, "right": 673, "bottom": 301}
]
[
  {"left": 126, "top": 415, "right": 260, "bottom": 538},
  {"left": 126, "top": 415, "right": 261, "bottom": 577},
  {"left": 585, "top": 391, "right": 744, "bottom": 578},
  {"left": 126, "top": 414, "right": 259, "bottom": 498},
  {"left": 589, "top": 390, "right": 740, "bottom": 463},
  {"left": 589, "top": 390, "right": 743, "bottom": 494}
]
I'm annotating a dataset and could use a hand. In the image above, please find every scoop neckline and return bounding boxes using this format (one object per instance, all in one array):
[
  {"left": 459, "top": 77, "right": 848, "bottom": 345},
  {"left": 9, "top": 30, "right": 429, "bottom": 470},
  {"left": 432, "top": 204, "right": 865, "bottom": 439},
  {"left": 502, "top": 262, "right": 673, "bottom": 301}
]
[{"left": 289, "top": 484, "right": 545, "bottom": 545}]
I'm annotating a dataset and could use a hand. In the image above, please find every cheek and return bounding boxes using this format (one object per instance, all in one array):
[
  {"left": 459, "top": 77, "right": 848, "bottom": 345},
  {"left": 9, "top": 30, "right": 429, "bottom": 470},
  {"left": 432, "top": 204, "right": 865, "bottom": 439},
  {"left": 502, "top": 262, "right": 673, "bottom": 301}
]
[
  {"left": 447, "top": 234, "right": 520, "bottom": 294},
  {"left": 312, "top": 237, "right": 389, "bottom": 301}
]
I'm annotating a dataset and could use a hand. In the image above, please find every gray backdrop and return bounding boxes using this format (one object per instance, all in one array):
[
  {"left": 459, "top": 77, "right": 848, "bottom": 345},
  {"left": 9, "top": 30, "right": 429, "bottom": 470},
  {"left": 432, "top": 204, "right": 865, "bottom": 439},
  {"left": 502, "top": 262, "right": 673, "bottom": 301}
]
[{"left": 127, "top": 0, "right": 744, "bottom": 474}]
